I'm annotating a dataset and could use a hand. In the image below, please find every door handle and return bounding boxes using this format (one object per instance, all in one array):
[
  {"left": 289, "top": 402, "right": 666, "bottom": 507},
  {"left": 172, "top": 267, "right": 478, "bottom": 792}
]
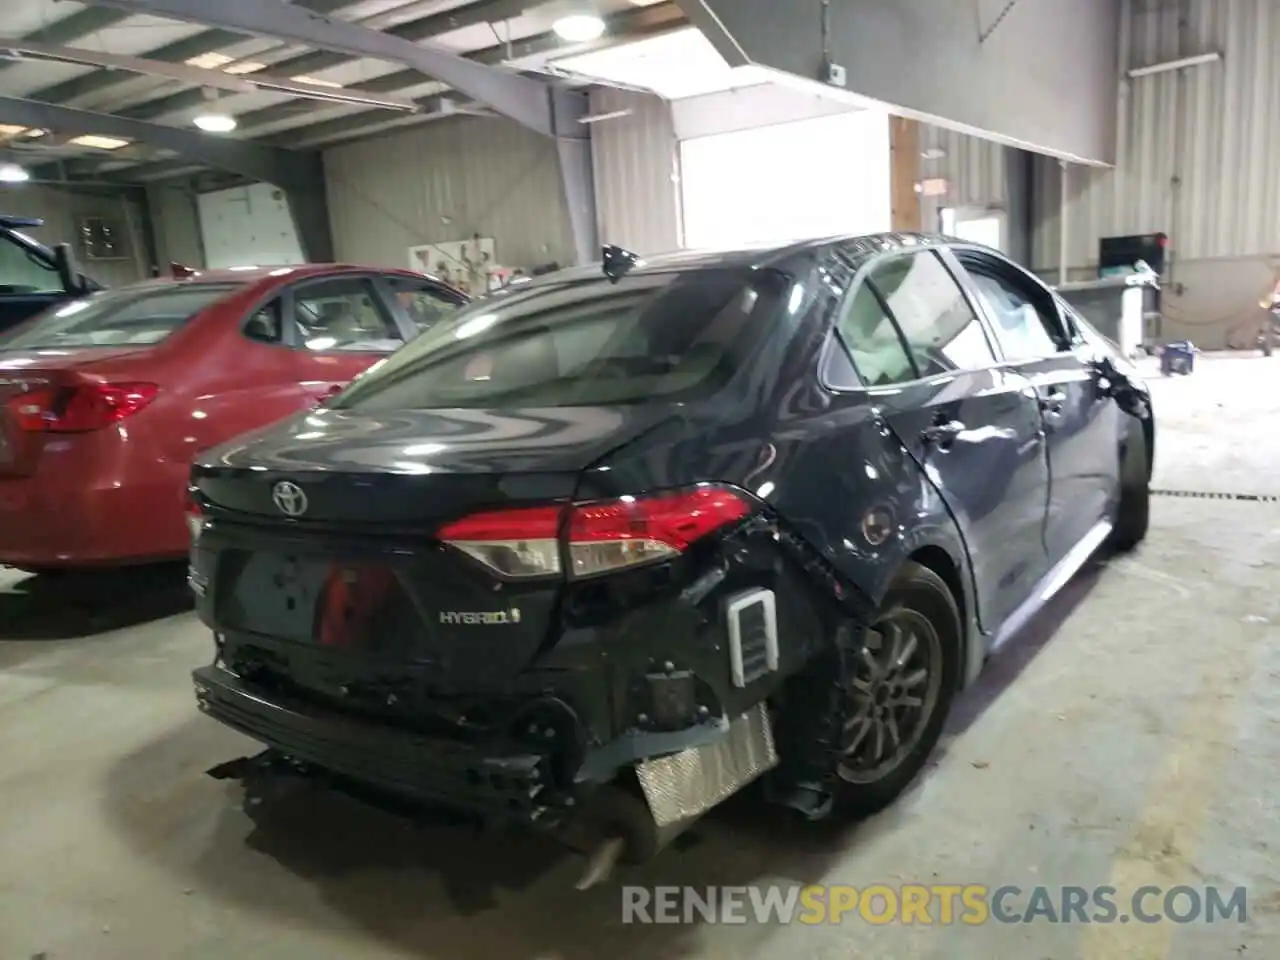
[
  {"left": 921, "top": 419, "right": 965, "bottom": 449},
  {"left": 1038, "top": 388, "right": 1065, "bottom": 416}
]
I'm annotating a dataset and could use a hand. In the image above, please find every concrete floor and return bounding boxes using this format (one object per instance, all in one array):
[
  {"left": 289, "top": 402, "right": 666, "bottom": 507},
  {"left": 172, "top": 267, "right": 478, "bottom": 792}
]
[{"left": 3, "top": 353, "right": 1280, "bottom": 959}]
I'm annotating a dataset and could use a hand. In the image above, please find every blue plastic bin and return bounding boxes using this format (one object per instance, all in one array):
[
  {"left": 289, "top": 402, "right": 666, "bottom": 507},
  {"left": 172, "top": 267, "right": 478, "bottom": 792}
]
[{"left": 1160, "top": 340, "right": 1195, "bottom": 376}]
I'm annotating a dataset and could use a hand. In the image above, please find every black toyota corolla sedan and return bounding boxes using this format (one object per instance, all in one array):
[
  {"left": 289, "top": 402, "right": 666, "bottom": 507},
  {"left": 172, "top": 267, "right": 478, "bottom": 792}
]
[{"left": 186, "top": 234, "right": 1153, "bottom": 866}]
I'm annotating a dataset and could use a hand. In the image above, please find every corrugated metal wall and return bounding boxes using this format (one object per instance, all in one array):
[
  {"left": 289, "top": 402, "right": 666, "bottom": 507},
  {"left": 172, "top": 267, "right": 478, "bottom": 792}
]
[
  {"left": 918, "top": 123, "right": 1009, "bottom": 212},
  {"left": 324, "top": 115, "right": 577, "bottom": 271},
  {"left": 0, "top": 183, "right": 148, "bottom": 285},
  {"left": 912, "top": 0, "right": 1280, "bottom": 346},
  {"left": 1037, "top": 0, "right": 1280, "bottom": 269},
  {"left": 588, "top": 87, "right": 682, "bottom": 255},
  {"left": 1032, "top": 0, "right": 1280, "bottom": 345}
]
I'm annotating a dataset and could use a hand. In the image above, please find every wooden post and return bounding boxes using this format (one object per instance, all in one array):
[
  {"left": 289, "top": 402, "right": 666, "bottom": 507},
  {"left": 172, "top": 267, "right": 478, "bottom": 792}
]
[{"left": 889, "top": 116, "right": 922, "bottom": 232}]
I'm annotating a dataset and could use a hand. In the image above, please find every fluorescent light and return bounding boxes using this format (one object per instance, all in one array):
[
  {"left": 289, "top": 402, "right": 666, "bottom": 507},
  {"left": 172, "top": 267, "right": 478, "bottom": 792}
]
[
  {"left": 185, "top": 53, "right": 264, "bottom": 75},
  {"left": 186, "top": 52, "right": 232, "bottom": 69},
  {"left": 290, "top": 74, "right": 343, "bottom": 88},
  {"left": 69, "top": 134, "right": 130, "bottom": 150},
  {"left": 1128, "top": 51, "right": 1220, "bottom": 78},
  {"left": 22, "top": 128, "right": 46, "bottom": 138},
  {"left": 193, "top": 112, "right": 237, "bottom": 133},
  {"left": 553, "top": 14, "right": 606, "bottom": 42},
  {"left": 247, "top": 78, "right": 417, "bottom": 111},
  {"left": 0, "top": 124, "right": 28, "bottom": 138},
  {"left": 0, "top": 163, "right": 29, "bottom": 183}
]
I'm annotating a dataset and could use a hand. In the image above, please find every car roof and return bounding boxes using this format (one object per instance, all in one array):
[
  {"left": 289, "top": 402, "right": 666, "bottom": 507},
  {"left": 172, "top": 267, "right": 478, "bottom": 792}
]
[
  {"left": 103, "top": 262, "right": 427, "bottom": 292},
  {"left": 518, "top": 232, "right": 958, "bottom": 287}
]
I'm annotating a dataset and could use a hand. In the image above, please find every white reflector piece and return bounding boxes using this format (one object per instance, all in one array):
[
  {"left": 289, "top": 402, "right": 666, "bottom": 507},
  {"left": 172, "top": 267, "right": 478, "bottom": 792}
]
[
  {"left": 569, "top": 538, "right": 678, "bottom": 578},
  {"left": 448, "top": 538, "right": 561, "bottom": 578},
  {"left": 726, "top": 588, "right": 779, "bottom": 688}
]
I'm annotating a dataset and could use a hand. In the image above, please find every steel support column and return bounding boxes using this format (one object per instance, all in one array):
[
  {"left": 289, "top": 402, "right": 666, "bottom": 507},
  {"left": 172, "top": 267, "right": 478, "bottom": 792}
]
[
  {"left": 94, "top": 0, "right": 567, "bottom": 137},
  {"left": 283, "top": 153, "right": 335, "bottom": 263},
  {"left": 551, "top": 92, "right": 598, "bottom": 266}
]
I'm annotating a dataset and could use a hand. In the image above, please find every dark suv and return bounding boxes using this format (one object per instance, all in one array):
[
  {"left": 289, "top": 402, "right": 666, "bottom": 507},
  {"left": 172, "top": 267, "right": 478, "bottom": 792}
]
[
  {"left": 186, "top": 235, "right": 1153, "bottom": 870},
  {"left": 0, "top": 215, "right": 96, "bottom": 333}
]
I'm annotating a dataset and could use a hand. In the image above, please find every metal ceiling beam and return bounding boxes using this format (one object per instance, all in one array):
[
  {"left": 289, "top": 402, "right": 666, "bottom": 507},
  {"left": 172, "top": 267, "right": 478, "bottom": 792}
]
[
  {"left": 0, "top": 36, "right": 420, "bottom": 111},
  {"left": 256, "top": 0, "right": 531, "bottom": 85},
  {"left": 259, "top": 95, "right": 477, "bottom": 147},
  {"left": 91, "top": 0, "right": 576, "bottom": 137},
  {"left": 120, "top": 0, "right": 531, "bottom": 121},
  {"left": 26, "top": 0, "right": 352, "bottom": 106},
  {"left": 8, "top": 101, "right": 334, "bottom": 262},
  {"left": 0, "top": 96, "right": 312, "bottom": 189},
  {"left": 129, "top": 2, "right": 685, "bottom": 132},
  {"left": 0, "top": 7, "right": 130, "bottom": 69}
]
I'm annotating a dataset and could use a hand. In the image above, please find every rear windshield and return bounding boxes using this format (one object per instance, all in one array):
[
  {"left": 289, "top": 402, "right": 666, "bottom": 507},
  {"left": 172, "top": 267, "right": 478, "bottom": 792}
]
[
  {"left": 332, "top": 267, "right": 789, "bottom": 411},
  {"left": 0, "top": 283, "right": 237, "bottom": 351}
]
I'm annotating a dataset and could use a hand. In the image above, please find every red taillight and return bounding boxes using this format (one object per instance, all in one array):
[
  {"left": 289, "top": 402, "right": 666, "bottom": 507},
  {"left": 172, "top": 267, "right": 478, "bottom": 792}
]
[
  {"left": 6, "top": 382, "right": 159, "bottom": 433},
  {"left": 185, "top": 494, "right": 204, "bottom": 543},
  {"left": 435, "top": 485, "right": 754, "bottom": 580}
]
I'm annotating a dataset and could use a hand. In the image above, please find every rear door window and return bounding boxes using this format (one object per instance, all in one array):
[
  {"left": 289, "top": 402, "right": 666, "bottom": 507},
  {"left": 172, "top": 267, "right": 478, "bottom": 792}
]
[
  {"left": 867, "top": 251, "right": 997, "bottom": 377},
  {"left": 334, "top": 267, "right": 789, "bottom": 411},
  {"left": 832, "top": 281, "right": 917, "bottom": 386},
  {"left": 956, "top": 253, "right": 1070, "bottom": 361},
  {"left": 0, "top": 282, "right": 237, "bottom": 350},
  {"left": 291, "top": 277, "right": 403, "bottom": 353},
  {"left": 384, "top": 275, "right": 464, "bottom": 337}
]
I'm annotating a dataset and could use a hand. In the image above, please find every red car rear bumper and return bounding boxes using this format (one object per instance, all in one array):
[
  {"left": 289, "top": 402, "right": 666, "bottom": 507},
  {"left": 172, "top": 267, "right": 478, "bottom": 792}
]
[{"left": 0, "top": 432, "right": 188, "bottom": 569}]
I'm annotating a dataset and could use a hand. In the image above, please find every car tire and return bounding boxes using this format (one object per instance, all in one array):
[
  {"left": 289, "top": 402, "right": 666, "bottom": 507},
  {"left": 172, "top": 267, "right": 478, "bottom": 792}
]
[
  {"left": 1108, "top": 418, "right": 1150, "bottom": 553},
  {"left": 832, "top": 561, "right": 961, "bottom": 818}
]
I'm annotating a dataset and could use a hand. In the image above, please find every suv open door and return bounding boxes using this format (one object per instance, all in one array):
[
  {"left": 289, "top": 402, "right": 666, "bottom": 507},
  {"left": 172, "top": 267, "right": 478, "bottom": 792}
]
[{"left": 0, "top": 216, "right": 97, "bottom": 334}]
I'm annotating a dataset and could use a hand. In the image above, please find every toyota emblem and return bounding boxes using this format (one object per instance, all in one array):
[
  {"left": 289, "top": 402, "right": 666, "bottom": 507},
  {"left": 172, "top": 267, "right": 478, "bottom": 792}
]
[{"left": 272, "top": 480, "right": 309, "bottom": 517}]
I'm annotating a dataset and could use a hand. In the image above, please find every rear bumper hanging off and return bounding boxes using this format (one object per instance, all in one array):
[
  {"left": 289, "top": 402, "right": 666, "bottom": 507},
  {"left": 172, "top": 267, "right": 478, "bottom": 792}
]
[{"left": 193, "top": 665, "right": 555, "bottom": 821}]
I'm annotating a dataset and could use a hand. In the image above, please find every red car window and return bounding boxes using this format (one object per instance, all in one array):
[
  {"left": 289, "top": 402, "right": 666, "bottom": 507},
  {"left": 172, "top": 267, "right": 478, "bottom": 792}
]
[{"left": 0, "top": 283, "right": 238, "bottom": 350}]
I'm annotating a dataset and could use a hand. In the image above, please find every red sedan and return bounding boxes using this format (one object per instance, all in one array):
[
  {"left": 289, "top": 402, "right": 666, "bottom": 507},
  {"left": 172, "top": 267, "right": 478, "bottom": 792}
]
[{"left": 0, "top": 264, "right": 465, "bottom": 571}]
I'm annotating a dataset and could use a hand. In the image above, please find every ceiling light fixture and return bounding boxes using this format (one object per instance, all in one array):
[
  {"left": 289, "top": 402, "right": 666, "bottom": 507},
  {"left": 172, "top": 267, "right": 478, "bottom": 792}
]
[
  {"left": 0, "top": 162, "right": 30, "bottom": 183},
  {"left": 291, "top": 74, "right": 343, "bottom": 88},
  {"left": 69, "top": 134, "right": 131, "bottom": 150},
  {"left": 553, "top": 13, "right": 606, "bottom": 42},
  {"left": 193, "top": 112, "right": 237, "bottom": 133}
]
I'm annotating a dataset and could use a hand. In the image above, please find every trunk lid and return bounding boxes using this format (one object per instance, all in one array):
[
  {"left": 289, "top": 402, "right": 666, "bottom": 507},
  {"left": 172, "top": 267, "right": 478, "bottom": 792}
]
[
  {"left": 194, "top": 404, "right": 678, "bottom": 523},
  {"left": 195, "top": 404, "right": 681, "bottom": 697}
]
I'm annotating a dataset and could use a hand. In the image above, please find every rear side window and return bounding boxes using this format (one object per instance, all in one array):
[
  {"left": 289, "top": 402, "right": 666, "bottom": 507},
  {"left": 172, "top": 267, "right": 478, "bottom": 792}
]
[
  {"left": 385, "top": 275, "right": 463, "bottom": 337},
  {"left": 965, "top": 270, "right": 1061, "bottom": 360},
  {"left": 833, "top": 283, "right": 915, "bottom": 387},
  {"left": 292, "top": 278, "right": 402, "bottom": 353},
  {"left": 0, "top": 283, "right": 237, "bottom": 350},
  {"left": 869, "top": 252, "right": 996, "bottom": 377},
  {"left": 333, "top": 267, "right": 789, "bottom": 411}
]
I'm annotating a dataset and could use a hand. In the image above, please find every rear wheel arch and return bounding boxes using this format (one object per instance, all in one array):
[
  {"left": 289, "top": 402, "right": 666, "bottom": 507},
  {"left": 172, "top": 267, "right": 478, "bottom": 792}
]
[{"left": 905, "top": 545, "right": 968, "bottom": 690}]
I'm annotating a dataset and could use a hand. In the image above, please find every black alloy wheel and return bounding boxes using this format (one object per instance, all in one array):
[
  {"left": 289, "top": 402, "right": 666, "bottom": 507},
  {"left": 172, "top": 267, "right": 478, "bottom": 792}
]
[{"left": 835, "top": 561, "right": 960, "bottom": 815}]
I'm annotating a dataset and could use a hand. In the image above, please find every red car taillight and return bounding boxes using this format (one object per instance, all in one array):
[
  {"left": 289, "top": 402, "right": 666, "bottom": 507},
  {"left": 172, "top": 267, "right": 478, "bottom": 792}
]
[
  {"left": 185, "top": 494, "right": 204, "bottom": 543},
  {"left": 435, "top": 485, "right": 754, "bottom": 580},
  {"left": 6, "top": 382, "right": 159, "bottom": 433}
]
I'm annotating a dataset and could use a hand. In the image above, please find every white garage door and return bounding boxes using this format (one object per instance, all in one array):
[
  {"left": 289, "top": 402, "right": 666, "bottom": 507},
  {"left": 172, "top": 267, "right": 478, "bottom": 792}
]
[
  {"left": 679, "top": 110, "right": 891, "bottom": 250},
  {"left": 198, "top": 182, "right": 306, "bottom": 268}
]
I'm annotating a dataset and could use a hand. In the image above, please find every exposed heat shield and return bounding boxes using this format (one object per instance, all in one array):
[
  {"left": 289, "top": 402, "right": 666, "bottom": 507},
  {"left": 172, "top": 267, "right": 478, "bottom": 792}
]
[{"left": 635, "top": 702, "right": 778, "bottom": 828}]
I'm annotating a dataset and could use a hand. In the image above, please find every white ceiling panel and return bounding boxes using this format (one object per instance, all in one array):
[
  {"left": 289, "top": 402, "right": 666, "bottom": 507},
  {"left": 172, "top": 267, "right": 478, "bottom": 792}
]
[{"left": 3, "top": 0, "right": 90, "bottom": 36}]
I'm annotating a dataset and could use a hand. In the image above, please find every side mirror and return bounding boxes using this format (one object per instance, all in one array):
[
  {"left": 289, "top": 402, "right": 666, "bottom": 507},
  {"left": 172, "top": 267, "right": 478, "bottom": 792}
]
[{"left": 52, "top": 242, "right": 84, "bottom": 295}]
